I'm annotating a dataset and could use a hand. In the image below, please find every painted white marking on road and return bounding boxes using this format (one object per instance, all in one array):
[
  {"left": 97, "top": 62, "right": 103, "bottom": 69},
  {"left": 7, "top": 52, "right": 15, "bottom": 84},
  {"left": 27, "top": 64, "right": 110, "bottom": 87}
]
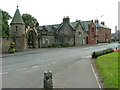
[
  {"left": 41, "top": 65, "right": 43, "bottom": 67},
  {"left": 47, "top": 63, "right": 50, "bottom": 65},
  {"left": 1, "top": 72, "right": 8, "bottom": 75},
  {"left": 16, "top": 68, "right": 27, "bottom": 71},
  {"left": 83, "top": 55, "right": 91, "bottom": 59},
  {"left": 51, "top": 62, "right": 56, "bottom": 64},
  {"left": 32, "top": 65, "right": 39, "bottom": 68},
  {"left": 91, "top": 64, "right": 101, "bottom": 88}
]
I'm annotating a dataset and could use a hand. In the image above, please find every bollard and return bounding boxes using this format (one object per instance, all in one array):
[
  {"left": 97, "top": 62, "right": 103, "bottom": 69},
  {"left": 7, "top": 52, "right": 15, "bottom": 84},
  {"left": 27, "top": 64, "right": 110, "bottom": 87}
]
[
  {"left": 44, "top": 70, "right": 53, "bottom": 88},
  {"left": 116, "top": 47, "right": 117, "bottom": 50}
]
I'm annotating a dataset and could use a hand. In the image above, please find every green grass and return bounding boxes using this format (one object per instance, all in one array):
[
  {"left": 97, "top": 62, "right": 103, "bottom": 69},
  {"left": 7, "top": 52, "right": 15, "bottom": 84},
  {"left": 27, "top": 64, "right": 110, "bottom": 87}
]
[{"left": 96, "top": 52, "right": 119, "bottom": 88}]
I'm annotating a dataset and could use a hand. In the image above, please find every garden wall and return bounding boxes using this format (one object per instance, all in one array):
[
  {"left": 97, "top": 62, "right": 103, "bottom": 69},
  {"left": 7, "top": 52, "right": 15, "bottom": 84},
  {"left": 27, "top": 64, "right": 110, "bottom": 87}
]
[{"left": 2, "top": 37, "right": 13, "bottom": 53}]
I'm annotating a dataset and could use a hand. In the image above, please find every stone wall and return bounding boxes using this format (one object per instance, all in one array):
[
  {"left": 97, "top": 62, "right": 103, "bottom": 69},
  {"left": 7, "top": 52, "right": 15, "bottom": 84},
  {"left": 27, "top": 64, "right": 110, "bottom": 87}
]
[
  {"left": 2, "top": 37, "right": 13, "bottom": 53},
  {"left": 40, "top": 35, "right": 55, "bottom": 47}
]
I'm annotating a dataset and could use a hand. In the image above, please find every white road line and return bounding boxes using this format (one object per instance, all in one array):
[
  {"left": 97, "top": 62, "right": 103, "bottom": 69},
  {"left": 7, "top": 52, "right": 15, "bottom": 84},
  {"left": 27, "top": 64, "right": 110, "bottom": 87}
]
[
  {"left": 91, "top": 64, "right": 101, "bottom": 88},
  {"left": 5, "top": 72, "right": 7, "bottom": 74},
  {"left": 41, "top": 65, "right": 43, "bottom": 67},
  {"left": 51, "top": 62, "right": 56, "bottom": 64},
  {"left": 32, "top": 65, "right": 39, "bottom": 68},
  {"left": 16, "top": 68, "right": 27, "bottom": 71},
  {"left": 47, "top": 64, "right": 50, "bottom": 65},
  {"left": 83, "top": 55, "right": 91, "bottom": 59},
  {"left": 0, "top": 72, "right": 7, "bottom": 75}
]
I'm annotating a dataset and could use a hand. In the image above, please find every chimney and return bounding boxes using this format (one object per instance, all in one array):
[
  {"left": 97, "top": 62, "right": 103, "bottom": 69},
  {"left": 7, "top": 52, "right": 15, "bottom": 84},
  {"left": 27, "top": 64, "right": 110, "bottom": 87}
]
[
  {"left": 63, "top": 16, "right": 70, "bottom": 25},
  {"left": 94, "top": 19, "right": 99, "bottom": 24},
  {"left": 101, "top": 22, "right": 105, "bottom": 25}
]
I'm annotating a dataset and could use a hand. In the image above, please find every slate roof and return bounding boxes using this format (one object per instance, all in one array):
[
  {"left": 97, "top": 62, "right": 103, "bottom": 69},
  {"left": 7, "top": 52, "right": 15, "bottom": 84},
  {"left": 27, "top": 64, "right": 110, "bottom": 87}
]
[
  {"left": 95, "top": 23, "right": 111, "bottom": 30},
  {"left": 70, "top": 22, "right": 78, "bottom": 29},
  {"left": 10, "top": 8, "right": 25, "bottom": 25},
  {"left": 38, "top": 20, "right": 110, "bottom": 33},
  {"left": 37, "top": 24, "right": 60, "bottom": 32},
  {"left": 81, "top": 21, "right": 93, "bottom": 31}
]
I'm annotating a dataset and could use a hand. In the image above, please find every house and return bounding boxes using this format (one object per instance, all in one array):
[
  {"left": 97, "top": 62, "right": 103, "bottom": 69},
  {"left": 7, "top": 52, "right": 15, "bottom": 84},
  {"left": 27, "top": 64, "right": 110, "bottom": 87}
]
[
  {"left": 37, "top": 25, "right": 56, "bottom": 47},
  {"left": 37, "top": 16, "right": 88, "bottom": 47},
  {"left": 95, "top": 19, "right": 111, "bottom": 43},
  {"left": 81, "top": 20, "right": 97, "bottom": 45}
]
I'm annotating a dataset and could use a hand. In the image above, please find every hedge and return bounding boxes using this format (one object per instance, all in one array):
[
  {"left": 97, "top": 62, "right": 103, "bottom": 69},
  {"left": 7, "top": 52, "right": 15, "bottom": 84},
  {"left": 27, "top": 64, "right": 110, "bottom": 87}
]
[
  {"left": 48, "top": 43, "right": 73, "bottom": 48},
  {"left": 92, "top": 48, "right": 114, "bottom": 58}
]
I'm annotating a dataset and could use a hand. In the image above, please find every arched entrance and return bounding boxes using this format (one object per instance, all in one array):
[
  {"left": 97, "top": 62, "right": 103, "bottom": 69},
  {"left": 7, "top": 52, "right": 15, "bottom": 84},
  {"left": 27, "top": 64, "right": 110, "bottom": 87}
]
[{"left": 27, "top": 30, "right": 37, "bottom": 48}]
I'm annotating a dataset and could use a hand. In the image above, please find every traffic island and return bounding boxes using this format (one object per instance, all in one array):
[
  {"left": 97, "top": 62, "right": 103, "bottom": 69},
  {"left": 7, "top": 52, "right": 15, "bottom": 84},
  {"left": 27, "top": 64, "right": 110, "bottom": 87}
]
[{"left": 91, "top": 50, "right": 119, "bottom": 89}]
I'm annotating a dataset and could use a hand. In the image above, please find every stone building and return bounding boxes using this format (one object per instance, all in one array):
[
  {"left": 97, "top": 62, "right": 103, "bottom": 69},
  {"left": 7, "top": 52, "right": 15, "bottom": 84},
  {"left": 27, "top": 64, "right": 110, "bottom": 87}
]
[
  {"left": 10, "top": 6, "right": 27, "bottom": 51},
  {"left": 37, "top": 16, "right": 88, "bottom": 47},
  {"left": 37, "top": 25, "right": 55, "bottom": 48}
]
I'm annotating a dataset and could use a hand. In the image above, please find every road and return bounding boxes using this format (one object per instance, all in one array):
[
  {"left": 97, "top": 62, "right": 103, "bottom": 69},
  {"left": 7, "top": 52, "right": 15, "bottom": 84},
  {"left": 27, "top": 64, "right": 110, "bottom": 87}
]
[{"left": 1, "top": 43, "right": 118, "bottom": 88}]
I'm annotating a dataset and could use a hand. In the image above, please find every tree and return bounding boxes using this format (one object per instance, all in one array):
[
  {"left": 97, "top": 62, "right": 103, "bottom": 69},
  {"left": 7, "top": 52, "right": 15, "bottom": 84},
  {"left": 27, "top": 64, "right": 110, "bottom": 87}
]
[
  {"left": 1, "top": 10, "right": 12, "bottom": 37},
  {"left": 22, "top": 13, "right": 39, "bottom": 29}
]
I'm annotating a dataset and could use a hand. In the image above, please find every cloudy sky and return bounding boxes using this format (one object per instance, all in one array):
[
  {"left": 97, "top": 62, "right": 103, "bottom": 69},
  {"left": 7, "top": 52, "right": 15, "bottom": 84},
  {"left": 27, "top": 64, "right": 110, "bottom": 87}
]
[{"left": 0, "top": 0, "right": 119, "bottom": 33}]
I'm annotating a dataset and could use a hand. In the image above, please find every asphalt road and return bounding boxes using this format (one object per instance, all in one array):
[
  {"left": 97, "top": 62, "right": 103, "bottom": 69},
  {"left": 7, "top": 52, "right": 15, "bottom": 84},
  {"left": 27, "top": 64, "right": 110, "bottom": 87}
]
[{"left": 2, "top": 43, "right": 118, "bottom": 88}]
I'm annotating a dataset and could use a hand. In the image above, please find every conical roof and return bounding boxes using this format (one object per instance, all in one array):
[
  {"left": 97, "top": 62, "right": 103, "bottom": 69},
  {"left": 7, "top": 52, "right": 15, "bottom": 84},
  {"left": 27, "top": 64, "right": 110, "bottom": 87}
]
[{"left": 10, "top": 7, "right": 25, "bottom": 25}]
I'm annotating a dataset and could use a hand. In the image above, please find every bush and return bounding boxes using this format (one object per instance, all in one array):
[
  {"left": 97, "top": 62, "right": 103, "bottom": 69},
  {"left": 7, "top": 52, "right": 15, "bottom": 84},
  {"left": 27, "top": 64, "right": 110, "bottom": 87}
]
[
  {"left": 92, "top": 48, "right": 114, "bottom": 58},
  {"left": 60, "top": 43, "right": 71, "bottom": 47},
  {"left": 8, "top": 41, "right": 16, "bottom": 53},
  {"left": 48, "top": 43, "right": 60, "bottom": 48},
  {"left": 8, "top": 48, "right": 16, "bottom": 53},
  {"left": 48, "top": 43, "right": 73, "bottom": 48}
]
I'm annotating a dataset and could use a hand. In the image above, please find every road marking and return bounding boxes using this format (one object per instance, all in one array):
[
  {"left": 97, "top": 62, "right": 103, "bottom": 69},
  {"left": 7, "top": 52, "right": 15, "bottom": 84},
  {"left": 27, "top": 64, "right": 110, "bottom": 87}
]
[
  {"left": 16, "top": 68, "right": 27, "bottom": 71},
  {"left": 91, "top": 64, "right": 101, "bottom": 88},
  {"left": 51, "top": 62, "right": 56, "bottom": 64},
  {"left": 83, "top": 55, "right": 91, "bottom": 59},
  {"left": 41, "top": 65, "right": 43, "bottom": 67},
  {"left": 0, "top": 72, "right": 7, "bottom": 75},
  {"left": 47, "top": 64, "right": 50, "bottom": 65},
  {"left": 32, "top": 65, "right": 39, "bottom": 68}
]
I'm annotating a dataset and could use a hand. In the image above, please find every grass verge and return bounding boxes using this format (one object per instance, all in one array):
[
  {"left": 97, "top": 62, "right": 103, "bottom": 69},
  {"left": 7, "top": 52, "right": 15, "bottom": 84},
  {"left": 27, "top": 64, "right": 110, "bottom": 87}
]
[{"left": 96, "top": 51, "right": 119, "bottom": 88}]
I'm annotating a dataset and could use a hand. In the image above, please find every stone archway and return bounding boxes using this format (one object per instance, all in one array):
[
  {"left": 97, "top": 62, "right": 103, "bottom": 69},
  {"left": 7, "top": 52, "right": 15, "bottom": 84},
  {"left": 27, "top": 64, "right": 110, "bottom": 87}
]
[{"left": 27, "top": 30, "right": 38, "bottom": 48}]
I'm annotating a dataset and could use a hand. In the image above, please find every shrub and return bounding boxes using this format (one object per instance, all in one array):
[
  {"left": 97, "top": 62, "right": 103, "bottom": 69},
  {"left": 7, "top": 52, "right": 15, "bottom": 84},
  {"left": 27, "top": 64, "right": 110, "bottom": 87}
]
[
  {"left": 48, "top": 43, "right": 72, "bottom": 48},
  {"left": 8, "top": 48, "right": 16, "bottom": 53},
  {"left": 8, "top": 41, "right": 16, "bottom": 53},
  {"left": 92, "top": 48, "right": 114, "bottom": 58},
  {"left": 60, "top": 43, "right": 71, "bottom": 47}
]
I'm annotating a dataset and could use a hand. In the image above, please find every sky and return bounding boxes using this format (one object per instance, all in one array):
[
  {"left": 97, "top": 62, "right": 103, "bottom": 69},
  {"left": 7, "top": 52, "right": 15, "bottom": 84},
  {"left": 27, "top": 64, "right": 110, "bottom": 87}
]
[{"left": 0, "top": 0, "right": 119, "bottom": 33}]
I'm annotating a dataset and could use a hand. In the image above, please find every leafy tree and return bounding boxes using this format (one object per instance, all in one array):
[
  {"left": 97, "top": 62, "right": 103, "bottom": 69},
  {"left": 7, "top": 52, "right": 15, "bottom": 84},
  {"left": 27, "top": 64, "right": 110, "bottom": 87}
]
[
  {"left": 0, "top": 10, "right": 12, "bottom": 37},
  {"left": 22, "top": 13, "right": 39, "bottom": 29}
]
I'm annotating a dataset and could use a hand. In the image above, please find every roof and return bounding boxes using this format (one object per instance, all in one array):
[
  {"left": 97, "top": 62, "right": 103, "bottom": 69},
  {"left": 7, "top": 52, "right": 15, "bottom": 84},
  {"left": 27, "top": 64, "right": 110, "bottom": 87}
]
[
  {"left": 37, "top": 24, "right": 60, "bottom": 32},
  {"left": 95, "top": 23, "right": 111, "bottom": 29},
  {"left": 10, "top": 8, "right": 25, "bottom": 25},
  {"left": 38, "top": 21, "right": 84, "bottom": 32},
  {"left": 81, "top": 21, "right": 93, "bottom": 31},
  {"left": 70, "top": 22, "right": 78, "bottom": 29}
]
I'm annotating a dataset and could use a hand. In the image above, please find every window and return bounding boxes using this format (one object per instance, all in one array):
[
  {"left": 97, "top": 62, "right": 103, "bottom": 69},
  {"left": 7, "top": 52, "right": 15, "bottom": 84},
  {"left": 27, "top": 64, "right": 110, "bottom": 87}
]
[
  {"left": 16, "top": 26, "right": 18, "bottom": 31},
  {"left": 43, "top": 38, "right": 45, "bottom": 44},
  {"left": 92, "top": 28, "right": 94, "bottom": 32},
  {"left": 79, "top": 32, "right": 81, "bottom": 35}
]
